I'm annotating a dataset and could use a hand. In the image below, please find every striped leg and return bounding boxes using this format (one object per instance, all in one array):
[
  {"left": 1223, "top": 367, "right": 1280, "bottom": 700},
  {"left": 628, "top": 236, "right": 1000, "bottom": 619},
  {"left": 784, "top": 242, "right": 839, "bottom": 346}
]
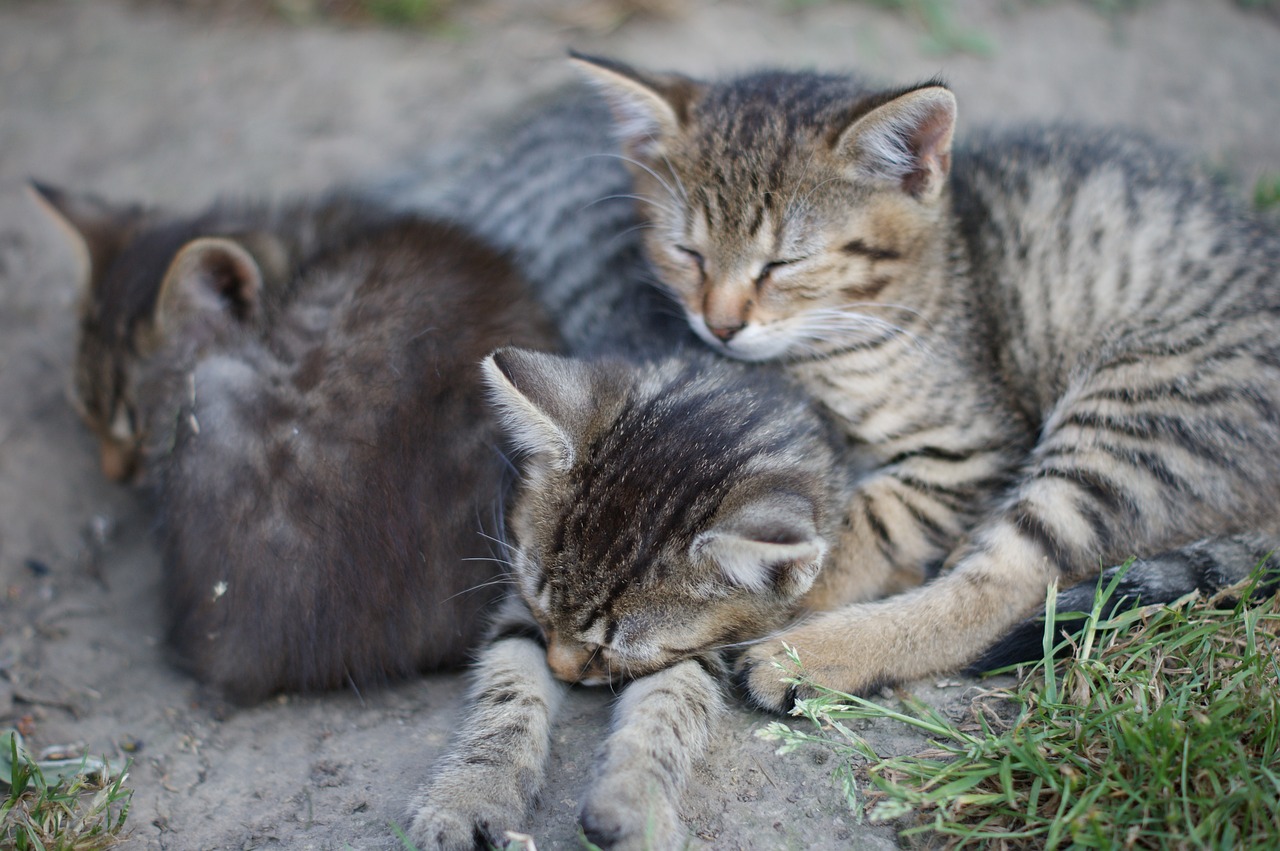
[
  {"left": 579, "top": 655, "right": 726, "bottom": 851},
  {"left": 804, "top": 442, "right": 1017, "bottom": 610},
  {"left": 738, "top": 362, "right": 1278, "bottom": 709},
  {"left": 407, "top": 599, "right": 564, "bottom": 851},
  {"left": 737, "top": 517, "right": 1055, "bottom": 710}
]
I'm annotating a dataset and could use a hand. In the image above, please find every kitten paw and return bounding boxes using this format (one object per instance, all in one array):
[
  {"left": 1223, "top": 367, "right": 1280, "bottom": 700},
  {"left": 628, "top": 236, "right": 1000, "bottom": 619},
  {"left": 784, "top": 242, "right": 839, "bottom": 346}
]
[
  {"left": 733, "top": 644, "right": 808, "bottom": 714},
  {"left": 579, "top": 794, "right": 681, "bottom": 851},
  {"left": 734, "top": 615, "right": 898, "bottom": 713},
  {"left": 406, "top": 797, "right": 508, "bottom": 851}
]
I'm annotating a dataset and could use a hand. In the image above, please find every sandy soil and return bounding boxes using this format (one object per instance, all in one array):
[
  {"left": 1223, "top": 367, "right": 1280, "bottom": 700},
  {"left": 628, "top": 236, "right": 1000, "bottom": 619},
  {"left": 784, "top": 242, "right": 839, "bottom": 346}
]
[{"left": 0, "top": 1, "right": 1276, "bottom": 848}]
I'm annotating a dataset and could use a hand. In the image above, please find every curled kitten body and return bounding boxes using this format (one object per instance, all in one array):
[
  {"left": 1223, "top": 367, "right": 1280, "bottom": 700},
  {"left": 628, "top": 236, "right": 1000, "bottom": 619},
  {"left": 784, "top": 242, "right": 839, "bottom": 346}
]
[
  {"left": 33, "top": 185, "right": 558, "bottom": 703},
  {"left": 406, "top": 58, "right": 1280, "bottom": 846}
]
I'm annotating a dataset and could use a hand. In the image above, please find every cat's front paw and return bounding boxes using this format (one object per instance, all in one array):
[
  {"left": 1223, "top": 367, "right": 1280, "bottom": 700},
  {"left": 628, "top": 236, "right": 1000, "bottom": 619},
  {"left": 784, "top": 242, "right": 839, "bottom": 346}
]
[
  {"left": 733, "top": 641, "right": 809, "bottom": 714},
  {"left": 406, "top": 793, "right": 511, "bottom": 851},
  {"left": 407, "top": 812, "right": 491, "bottom": 851},
  {"left": 734, "top": 613, "right": 897, "bottom": 714},
  {"left": 579, "top": 788, "right": 681, "bottom": 851}
]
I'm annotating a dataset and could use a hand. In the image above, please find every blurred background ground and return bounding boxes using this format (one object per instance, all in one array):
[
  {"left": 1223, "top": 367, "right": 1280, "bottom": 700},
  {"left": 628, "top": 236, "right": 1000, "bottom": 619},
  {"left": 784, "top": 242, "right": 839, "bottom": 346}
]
[{"left": 0, "top": 1, "right": 1277, "bottom": 849}]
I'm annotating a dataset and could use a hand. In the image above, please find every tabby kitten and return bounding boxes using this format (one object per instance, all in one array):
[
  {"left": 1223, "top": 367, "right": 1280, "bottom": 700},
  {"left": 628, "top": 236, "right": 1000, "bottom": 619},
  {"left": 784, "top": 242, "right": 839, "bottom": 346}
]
[
  {"left": 397, "top": 89, "right": 862, "bottom": 849},
  {"left": 569, "top": 54, "right": 1280, "bottom": 710},
  {"left": 402, "top": 60, "right": 1280, "bottom": 846},
  {"left": 409, "top": 347, "right": 849, "bottom": 851},
  {"left": 32, "top": 183, "right": 558, "bottom": 704}
]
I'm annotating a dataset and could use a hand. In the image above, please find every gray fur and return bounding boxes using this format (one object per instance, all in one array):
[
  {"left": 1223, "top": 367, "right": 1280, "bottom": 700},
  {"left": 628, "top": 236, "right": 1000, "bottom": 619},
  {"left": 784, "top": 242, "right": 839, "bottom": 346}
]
[{"left": 563, "top": 57, "right": 1280, "bottom": 709}]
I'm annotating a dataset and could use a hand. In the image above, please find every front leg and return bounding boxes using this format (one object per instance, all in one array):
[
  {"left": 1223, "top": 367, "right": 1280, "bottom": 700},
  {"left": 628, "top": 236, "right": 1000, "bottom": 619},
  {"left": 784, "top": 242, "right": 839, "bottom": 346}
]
[
  {"left": 741, "top": 442, "right": 1029, "bottom": 709},
  {"left": 407, "top": 600, "right": 565, "bottom": 851},
  {"left": 804, "top": 443, "right": 1016, "bottom": 609},
  {"left": 739, "top": 518, "right": 1056, "bottom": 712},
  {"left": 579, "top": 655, "right": 726, "bottom": 850}
]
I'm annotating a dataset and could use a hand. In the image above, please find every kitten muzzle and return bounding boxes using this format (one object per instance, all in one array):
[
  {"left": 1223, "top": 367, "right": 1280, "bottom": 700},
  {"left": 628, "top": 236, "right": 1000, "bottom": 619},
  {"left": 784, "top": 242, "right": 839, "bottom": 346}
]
[{"left": 546, "top": 637, "right": 615, "bottom": 686}]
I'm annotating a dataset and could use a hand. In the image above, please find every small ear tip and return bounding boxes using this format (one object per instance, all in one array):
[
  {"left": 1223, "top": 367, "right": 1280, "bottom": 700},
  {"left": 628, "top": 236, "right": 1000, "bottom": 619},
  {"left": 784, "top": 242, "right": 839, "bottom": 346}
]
[
  {"left": 923, "top": 85, "right": 958, "bottom": 115},
  {"left": 486, "top": 346, "right": 554, "bottom": 389},
  {"left": 25, "top": 178, "right": 61, "bottom": 207}
]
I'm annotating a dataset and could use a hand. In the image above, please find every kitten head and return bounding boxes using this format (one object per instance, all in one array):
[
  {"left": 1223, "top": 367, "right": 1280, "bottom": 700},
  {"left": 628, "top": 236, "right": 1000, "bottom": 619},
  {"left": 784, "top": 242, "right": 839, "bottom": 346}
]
[
  {"left": 483, "top": 347, "right": 839, "bottom": 685},
  {"left": 29, "top": 182, "right": 280, "bottom": 482},
  {"left": 570, "top": 53, "right": 956, "bottom": 362}
]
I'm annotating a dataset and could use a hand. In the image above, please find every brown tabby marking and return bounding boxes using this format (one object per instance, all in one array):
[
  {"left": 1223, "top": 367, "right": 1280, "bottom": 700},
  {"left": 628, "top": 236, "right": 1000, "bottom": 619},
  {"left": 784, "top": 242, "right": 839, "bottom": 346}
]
[
  {"left": 407, "top": 349, "right": 845, "bottom": 850},
  {"left": 569, "top": 55, "right": 1280, "bottom": 710}
]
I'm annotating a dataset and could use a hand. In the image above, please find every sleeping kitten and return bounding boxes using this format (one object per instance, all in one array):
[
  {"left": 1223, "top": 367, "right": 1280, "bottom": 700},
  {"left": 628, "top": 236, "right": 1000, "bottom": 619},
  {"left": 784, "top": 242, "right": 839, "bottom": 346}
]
[
  {"left": 568, "top": 54, "right": 1280, "bottom": 709},
  {"left": 402, "top": 61, "right": 1279, "bottom": 847},
  {"left": 398, "top": 87, "right": 861, "bottom": 850},
  {"left": 32, "top": 184, "right": 558, "bottom": 704},
  {"left": 410, "top": 347, "right": 850, "bottom": 850}
]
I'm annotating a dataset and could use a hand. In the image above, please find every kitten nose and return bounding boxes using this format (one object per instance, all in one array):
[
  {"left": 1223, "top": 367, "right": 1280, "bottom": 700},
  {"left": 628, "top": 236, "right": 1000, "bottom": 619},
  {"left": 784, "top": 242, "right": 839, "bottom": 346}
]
[
  {"left": 708, "top": 323, "right": 743, "bottom": 342},
  {"left": 546, "top": 638, "right": 594, "bottom": 683}
]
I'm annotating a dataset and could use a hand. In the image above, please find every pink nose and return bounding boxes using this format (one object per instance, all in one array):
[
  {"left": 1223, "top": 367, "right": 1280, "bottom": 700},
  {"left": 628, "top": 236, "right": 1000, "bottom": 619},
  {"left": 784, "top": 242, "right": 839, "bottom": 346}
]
[{"left": 709, "top": 323, "right": 743, "bottom": 342}]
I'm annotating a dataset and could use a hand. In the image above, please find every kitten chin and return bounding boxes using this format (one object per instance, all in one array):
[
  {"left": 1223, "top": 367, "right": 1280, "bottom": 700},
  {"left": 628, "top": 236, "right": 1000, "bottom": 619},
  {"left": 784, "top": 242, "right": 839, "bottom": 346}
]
[{"left": 33, "top": 183, "right": 560, "bottom": 703}]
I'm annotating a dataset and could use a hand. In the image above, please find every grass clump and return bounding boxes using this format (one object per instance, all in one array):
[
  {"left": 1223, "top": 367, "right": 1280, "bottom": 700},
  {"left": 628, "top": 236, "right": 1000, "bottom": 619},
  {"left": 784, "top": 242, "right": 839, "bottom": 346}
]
[
  {"left": 1255, "top": 173, "right": 1280, "bottom": 212},
  {"left": 786, "top": 0, "right": 994, "bottom": 55},
  {"left": 1, "top": 731, "right": 132, "bottom": 851},
  {"left": 758, "top": 567, "right": 1280, "bottom": 848}
]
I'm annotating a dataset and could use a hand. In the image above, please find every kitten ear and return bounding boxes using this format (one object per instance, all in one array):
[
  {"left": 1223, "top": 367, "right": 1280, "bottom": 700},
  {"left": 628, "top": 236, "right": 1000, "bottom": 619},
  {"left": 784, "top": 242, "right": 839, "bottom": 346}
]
[
  {"left": 568, "top": 51, "right": 702, "bottom": 157},
  {"left": 833, "top": 84, "right": 956, "bottom": 200},
  {"left": 155, "top": 237, "right": 264, "bottom": 339},
  {"left": 481, "top": 347, "right": 597, "bottom": 472},
  {"left": 27, "top": 180, "right": 142, "bottom": 292},
  {"left": 692, "top": 492, "right": 828, "bottom": 598}
]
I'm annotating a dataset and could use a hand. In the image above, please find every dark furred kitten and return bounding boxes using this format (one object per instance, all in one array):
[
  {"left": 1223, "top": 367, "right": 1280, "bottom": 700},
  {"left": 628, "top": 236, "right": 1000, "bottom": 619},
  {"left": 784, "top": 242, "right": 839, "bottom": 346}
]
[{"left": 32, "top": 184, "right": 558, "bottom": 704}]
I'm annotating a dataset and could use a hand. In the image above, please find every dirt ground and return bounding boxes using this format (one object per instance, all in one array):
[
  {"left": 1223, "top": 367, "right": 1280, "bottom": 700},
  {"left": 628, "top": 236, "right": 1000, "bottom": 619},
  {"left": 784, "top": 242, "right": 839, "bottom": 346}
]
[{"left": 0, "top": 1, "right": 1276, "bottom": 848}]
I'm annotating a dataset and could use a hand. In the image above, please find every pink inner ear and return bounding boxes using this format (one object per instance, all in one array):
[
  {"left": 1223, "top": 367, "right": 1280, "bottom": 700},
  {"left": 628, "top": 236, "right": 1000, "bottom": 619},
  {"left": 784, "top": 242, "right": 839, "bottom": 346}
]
[{"left": 901, "top": 102, "right": 955, "bottom": 197}]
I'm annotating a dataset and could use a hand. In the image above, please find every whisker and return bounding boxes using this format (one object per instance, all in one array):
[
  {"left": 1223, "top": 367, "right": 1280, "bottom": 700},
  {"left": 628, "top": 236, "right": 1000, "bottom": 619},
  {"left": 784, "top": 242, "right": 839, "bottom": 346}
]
[
  {"left": 652, "top": 141, "right": 690, "bottom": 203},
  {"left": 587, "top": 152, "right": 685, "bottom": 213},
  {"left": 783, "top": 147, "right": 820, "bottom": 220},
  {"left": 609, "top": 221, "right": 662, "bottom": 243},
  {"left": 460, "top": 556, "right": 515, "bottom": 567},
  {"left": 583, "top": 192, "right": 680, "bottom": 222},
  {"left": 710, "top": 615, "right": 823, "bottom": 652},
  {"left": 441, "top": 575, "right": 516, "bottom": 604},
  {"left": 794, "top": 175, "right": 846, "bottom": 211},
  {"left": 783, "top": 306, "right": 936, "bottom": 358}
]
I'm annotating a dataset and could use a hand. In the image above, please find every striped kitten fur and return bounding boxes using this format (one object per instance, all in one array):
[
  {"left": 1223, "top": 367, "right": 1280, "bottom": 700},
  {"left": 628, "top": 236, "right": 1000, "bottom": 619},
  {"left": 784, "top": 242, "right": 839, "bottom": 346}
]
[
  {"left": 402, "top": 60, "right": 1279, "bottom": 847},
  {"left": 33, "top": 185, "right": 557, "bottom": 704},
  {"left": 410, "top": 349, "right": 849, "bottom": 850},
  {"left": 400, "top": 87, "right": 860, "bottom": 849},
  {"left": 570, "top": 54, "right": 1280, "bottom": 710}
]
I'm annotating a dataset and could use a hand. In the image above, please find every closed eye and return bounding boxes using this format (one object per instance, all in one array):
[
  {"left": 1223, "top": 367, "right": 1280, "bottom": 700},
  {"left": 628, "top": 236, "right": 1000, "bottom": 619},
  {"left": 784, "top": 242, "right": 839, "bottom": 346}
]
[
  {"left": 756, "top": 257, "right": 804, "bottom": 286},
  {"left": 674, "top": 245, "right": 705, "bottom": 272}
]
